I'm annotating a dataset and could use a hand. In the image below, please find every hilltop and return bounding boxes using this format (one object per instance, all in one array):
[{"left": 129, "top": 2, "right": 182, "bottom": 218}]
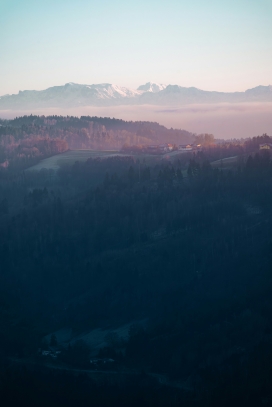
[{"left": 0, "top": 115, "right": 193, "bottom": 171}]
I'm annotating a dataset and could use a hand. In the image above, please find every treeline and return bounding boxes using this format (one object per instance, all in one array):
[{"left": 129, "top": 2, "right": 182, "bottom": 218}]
[
  {"left": 1, "top": 114, "right": 270, "bottom": 175},
  {"left": 0, "top": 367, "right": 187, "bottom": 407},
  {"left": 244, "top": 132, "right": 272, "bottom": 151},
  {"left": 0, "top": 136, "right": 68, "bottom": 172},
  {"left": 0, "top": 115, "right": 194, "bottom": 157}
]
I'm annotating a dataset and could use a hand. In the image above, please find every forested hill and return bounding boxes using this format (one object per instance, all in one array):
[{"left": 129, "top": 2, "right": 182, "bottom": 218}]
[
  {"left": 1, "top": 150, "right": 272, "bottom": 405},
  {"left": 0, "top": 115, "right": 193, "bottom": 149},
  {"left": 0, "top": 115, "right": 193, "bottom": 171}
]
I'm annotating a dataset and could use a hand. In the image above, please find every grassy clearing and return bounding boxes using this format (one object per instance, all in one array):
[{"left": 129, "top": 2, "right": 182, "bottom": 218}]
[
  {"left": 26, "top": 150, "right": 126, "bottom": 171},
  {"left": 211, "top": 155, "right": 238, "bottom": 170},
  {"left": 26, "top": 149, "right": 182, "bottom": 171},
  {"left": 44, "top": 320, "right": 147, "bottom": 356}
]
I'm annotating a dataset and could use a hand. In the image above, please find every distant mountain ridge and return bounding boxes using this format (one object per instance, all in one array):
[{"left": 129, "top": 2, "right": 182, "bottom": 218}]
[{"left": 0, "top": 82, "right": 272, "bottom": 109}]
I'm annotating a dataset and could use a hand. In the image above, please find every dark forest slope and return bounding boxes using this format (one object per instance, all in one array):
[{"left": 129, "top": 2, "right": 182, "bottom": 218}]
[{"left": 1, "top": 146, "right": 272, "bottom": 405}]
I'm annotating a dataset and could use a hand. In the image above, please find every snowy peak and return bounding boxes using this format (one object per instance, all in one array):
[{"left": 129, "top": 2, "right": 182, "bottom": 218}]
[
  {"left": 0, "top": 83, "right": 272, "bottom": 109},
  {"left": 63, "top": 83, "right": 141, "bottom": 99},
  {"left": 137, "top": 82, "right": 166, "bottom": 93}
]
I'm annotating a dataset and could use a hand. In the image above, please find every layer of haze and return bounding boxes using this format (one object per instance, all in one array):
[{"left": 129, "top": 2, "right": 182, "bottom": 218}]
[
  {"left": 1, "top": 103, "right": 272, "bottom": 140},
  {"left": 1, "top": 0, "right": 272, "bottom": 95}
]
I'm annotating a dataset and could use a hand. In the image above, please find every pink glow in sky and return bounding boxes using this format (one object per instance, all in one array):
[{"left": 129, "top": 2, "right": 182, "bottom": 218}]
[{"left": 1, "top": 0, "right": 271, "bottom": 95}]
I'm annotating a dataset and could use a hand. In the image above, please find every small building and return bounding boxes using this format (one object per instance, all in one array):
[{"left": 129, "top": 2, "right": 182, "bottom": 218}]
[
  {"left": 141, "top": 143, "right": 175, "bottom": 154},
  {"left": 191, "top": 144, "right": 202, "bottom": 151},
  {"left": 259, "top": 143, "right": 272, "bottom": 150},
  {"left": 179, "top": 144, "right": 193, "bottom": 151},
  {"left": 160, "top": 143, "right": 174, "bottom": 152}
]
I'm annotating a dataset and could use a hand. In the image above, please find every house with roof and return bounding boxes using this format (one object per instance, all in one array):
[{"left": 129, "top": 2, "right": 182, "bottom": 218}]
[
  {"left": 179, "top": 144, "right": 193, "bottom": 151},
  {"left": 259, "top": 143, "right": 272, "bottom": 150}
]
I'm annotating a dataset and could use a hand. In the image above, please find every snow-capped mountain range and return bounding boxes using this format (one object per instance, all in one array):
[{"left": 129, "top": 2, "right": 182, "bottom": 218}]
[{"left": 0, "top": 82, "right": 272, "bottom": 109}]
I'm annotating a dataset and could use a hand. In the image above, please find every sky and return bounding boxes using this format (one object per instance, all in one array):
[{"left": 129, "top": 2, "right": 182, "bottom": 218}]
[{"left": 1, "top": 0, "right": 272, "bottom": 96}]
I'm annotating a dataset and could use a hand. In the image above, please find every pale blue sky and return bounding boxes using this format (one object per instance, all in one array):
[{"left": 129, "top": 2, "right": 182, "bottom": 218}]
[{"left": 1, "top": 0, "right": 272, "bottom": 95}]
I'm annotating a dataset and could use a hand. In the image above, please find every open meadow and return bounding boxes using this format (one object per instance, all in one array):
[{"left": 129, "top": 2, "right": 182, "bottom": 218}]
[
  {"left": 26, "top": 149, "right": 189, "bottom": 172},
  {"left": 26, "top": 150, "right": 127, "bottom": 171}
]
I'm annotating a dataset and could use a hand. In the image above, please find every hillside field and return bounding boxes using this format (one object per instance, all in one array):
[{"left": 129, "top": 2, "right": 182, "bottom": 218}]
[{"left": 26, "top": 149, "right": 189, "bottom": 171}]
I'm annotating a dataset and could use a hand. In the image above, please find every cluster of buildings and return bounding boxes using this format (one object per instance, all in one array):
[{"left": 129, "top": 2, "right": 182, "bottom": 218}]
[
  {"left": 122, "top": 143, "right": 201, "bottom": 154},
  {"left": 178, "top": 144, "right": 202, "bottom": 152},
  {"left": 144, "top": 143, "right": 202, "bottom": 154},
  {"left": 142, "top": 143, "right": 202, "bottom": 154},
  {"left": 143, "top": 143, "right": 175, "bottom": 154},
  {"left": 121, "top": 142, "right": 202, "bottom": 155}
]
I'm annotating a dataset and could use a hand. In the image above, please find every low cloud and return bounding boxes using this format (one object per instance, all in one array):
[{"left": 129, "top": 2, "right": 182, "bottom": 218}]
[{"left": 1, "top": 102, "right": 272, "bottom": 139}]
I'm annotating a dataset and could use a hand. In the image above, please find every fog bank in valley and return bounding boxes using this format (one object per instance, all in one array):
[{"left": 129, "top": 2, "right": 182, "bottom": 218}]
[{"left": 1, "top": 102, "right": 272, "bottom": 139}]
